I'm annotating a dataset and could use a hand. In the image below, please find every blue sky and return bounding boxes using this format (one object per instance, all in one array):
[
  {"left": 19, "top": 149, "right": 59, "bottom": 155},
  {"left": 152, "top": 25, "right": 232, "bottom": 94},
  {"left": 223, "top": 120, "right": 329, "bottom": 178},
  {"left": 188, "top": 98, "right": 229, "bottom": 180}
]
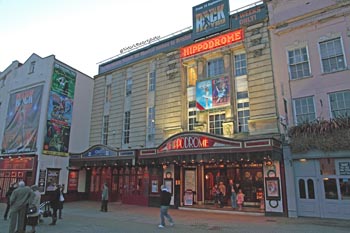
[{"left": 1, "top": 0, "right": 260, "bottom": 77}]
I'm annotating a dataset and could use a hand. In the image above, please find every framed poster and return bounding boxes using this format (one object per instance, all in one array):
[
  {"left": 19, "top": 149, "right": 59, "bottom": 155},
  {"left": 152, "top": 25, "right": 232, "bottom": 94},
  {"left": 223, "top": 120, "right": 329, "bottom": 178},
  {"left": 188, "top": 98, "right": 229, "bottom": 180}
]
[
  {"left": 151, "top": 180, "right": 158, "bottom": 193},
  {"left": 164, "top": 179, "right": 173, "bottom": 194},
  {"left": 265, "top": 177, "right": 280, "bottom": 200},
  {"left": 46, "top": 169, "right": 60, "bottom": 192}
]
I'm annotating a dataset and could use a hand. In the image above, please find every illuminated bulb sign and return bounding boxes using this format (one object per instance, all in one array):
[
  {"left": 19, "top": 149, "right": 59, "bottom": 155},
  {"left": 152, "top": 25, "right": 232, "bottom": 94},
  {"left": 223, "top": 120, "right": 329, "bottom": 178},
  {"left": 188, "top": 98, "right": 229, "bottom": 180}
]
[{"left": 162, "top": 136, "right": 213, "bottom": 151}]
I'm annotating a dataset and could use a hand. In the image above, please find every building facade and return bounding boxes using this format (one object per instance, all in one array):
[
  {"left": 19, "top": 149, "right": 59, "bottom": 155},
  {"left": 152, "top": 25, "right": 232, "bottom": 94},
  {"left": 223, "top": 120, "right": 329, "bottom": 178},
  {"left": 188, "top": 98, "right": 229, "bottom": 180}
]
[
  {"left": 268, "top": 0, "right": 350, "bottom": 219},
  {"left": 0, "top": 53, "right": 93, "bottom": 201},
  {"left": 70, "top": 0, "right": 288, "bottom": 216}
]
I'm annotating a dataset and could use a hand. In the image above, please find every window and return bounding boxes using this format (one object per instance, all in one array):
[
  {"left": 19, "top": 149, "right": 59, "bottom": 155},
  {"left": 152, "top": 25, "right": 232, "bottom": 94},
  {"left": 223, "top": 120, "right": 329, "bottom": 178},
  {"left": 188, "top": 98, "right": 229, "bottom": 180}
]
[
  {"left": 188, "top": 101, "right": 197, "bottom": 131},
  {"left": 339, "top": 178, "right": 350, "bottom": 200},
  {"left": 288, "top": 47, "right": 310, "bottom": 79},
  {"left": 126, "top": 79, "right": 132, "bottom": 96},
  {"left": 307, "top": 179, "right": 315, "bottom": 199},
  {"left": 105, "top": 84, "right": 112, "bottom": 103},
  {"left": 236, "top": 76, "right": 249, "bottom": 133},
  {"left": 102, "top": 115, "right": 109, "bottom": 145},
  {"left": 329, "top": 90, "right": 350, "bottom": 118},
  {"left": 147, "top": 107, "right": 155, "bottom": 142},
  {"left": 319, "top": 37, "right": 345, "bottom": 73},
  {"left": 207, "top": 58, "right": 224, "bottom": 77},
  {"left": 123, "top": 111, "right": 130, "bottom": 144},
  {"left": 209, "top": 111, "right": 225, "bottom": 135},
  {"left": 187, "top": 66, "right": 197, "bottom": 87},
  {"left": 293, "top": 96, "right": 316, "bottom": 125},
  {"left": 323, "top": 178, "right": 338, "bottom": 199},
  {"left": 299, "top": 179, "right": 306, "bottom": 199},
  {"left": 149, "top": 71, "right": 156, "bottom": 91},
  {"left": 237, "top": 102, "right": 250, "bottom": 133},
  {"left": 29, "top": 61, "right": 35, "bottom": 73},
  {"left": 234, "top": 53, "right": 247, "bottom": 76}
]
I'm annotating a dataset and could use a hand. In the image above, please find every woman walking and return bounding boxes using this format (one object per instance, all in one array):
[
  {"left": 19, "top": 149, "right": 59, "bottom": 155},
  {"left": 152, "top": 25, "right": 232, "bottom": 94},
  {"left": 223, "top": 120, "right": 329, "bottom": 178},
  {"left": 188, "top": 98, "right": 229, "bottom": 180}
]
[{"left": 26, "top": 185, "right": 41, "bottom": 233}]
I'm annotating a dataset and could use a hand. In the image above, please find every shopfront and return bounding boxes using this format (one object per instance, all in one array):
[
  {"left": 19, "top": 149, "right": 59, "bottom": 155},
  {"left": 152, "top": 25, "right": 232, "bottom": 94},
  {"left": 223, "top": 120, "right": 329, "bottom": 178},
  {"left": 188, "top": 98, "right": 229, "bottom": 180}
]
[
  {"left": 139, "top": 132, "right": 286, "bottom": 216},
  {"left": 69, "top": 145, "right": 148, "bottom": 205},
  {"left": 0, "top": 154, "right": 37, "bottom": 201}
]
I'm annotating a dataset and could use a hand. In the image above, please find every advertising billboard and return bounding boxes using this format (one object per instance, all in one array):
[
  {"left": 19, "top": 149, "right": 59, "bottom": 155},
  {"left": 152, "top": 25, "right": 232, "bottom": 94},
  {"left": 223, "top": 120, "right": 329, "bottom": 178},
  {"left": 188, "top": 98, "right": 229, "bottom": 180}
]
[
  {"left": 192, "top": 0, "right": 230, "bottom": 40},
  {"left": 1, "top": 85, "right": 43, "bottom": 154},
  {"left": 196, "top": 76, "right": 230, "bottom": 111},
  {"left": 43, "top": 63, "right": 76, "bottom": 156}
]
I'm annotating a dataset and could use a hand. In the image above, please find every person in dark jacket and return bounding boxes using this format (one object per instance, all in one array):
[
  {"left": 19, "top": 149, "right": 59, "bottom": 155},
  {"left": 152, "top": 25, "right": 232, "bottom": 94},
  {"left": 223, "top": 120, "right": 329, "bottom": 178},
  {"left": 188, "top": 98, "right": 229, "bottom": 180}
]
[
  {"left": 58, "top": 184, "right": 65, "bottom": 219},
  {"left": 3, "top": 182, "right": 17, "bottom": 220},
  {"left": 100, "top": 183, "right": 109, "bottom": 212},
  {"left": 49, "top": 184, "right": 61, "bottom": 225},
  {"left": 158, "top": 185, "right": 174, "bottom": 228}
]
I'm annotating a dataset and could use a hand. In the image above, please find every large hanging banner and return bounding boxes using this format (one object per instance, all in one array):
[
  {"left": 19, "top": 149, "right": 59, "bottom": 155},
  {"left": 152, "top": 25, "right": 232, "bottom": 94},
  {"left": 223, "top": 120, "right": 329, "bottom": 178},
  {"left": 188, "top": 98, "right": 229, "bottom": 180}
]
[
  {"left": 43, "top": 63, "right": 76, "bottom": 156},
  {"left": 1, "top": 85, "right": 43, "bottom": 154}
]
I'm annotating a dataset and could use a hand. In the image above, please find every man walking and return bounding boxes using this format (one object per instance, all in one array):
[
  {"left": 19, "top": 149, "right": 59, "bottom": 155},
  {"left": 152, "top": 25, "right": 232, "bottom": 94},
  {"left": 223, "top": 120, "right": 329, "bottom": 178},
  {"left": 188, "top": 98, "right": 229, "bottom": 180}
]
[
  {"left": 8, "top": 181, "right": 34, "bottom": 233},
  {"left": 100, "top": 183, "right": 109, "bottom": 212},
  {"left": 4, "top": 182, "right": 17, "bottom": 220},
  {"left": 158, "top": 185, "right": 174, "bottom": 228}
]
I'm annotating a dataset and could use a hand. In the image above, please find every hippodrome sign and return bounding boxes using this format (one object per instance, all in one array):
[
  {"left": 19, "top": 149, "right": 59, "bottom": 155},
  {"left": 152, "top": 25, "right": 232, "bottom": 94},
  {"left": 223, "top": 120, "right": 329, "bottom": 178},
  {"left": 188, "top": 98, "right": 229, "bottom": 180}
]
[
  {"left": 166, "top": 136, "right": 211, "bottom": 150},
  {"left": 180, "top": 29, "right": 244, "bottom": 58}
]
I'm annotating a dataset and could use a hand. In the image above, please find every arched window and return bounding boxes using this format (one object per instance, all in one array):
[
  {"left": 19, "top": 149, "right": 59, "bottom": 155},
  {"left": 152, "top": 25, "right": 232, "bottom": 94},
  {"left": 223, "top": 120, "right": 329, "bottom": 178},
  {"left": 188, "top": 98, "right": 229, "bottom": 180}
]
[
  {"left": 307, "top": 179, "right": 315, "bottom": 199},
  {"left": 299, "top": 179, "right": 306, "bottom": 199}
]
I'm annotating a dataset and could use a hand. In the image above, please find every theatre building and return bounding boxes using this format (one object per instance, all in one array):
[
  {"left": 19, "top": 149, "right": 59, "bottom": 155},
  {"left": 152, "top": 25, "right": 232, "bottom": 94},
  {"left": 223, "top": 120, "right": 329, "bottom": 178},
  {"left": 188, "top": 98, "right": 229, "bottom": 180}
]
[{"left": 71, "top": 0, "right": 287, "bottom": 216}]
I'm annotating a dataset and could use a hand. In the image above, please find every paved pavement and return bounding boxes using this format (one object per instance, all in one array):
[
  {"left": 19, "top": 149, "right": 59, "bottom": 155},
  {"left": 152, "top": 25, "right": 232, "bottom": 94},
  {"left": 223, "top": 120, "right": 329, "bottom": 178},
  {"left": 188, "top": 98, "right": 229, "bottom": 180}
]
[{"left": 1, "top": 201, "right": 350, "bottom": 233}]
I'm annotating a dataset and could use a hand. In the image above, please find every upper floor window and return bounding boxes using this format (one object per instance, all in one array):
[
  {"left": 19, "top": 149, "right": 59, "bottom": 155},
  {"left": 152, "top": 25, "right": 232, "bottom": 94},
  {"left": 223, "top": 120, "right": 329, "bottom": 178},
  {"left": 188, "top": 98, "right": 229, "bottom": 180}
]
[
  {"left": 209, "top": 111, "right": 225, "bottom": 135},
  {"left": 123, "top": 111, "right": 130, "bottom": 144},
  {"left": 288, "top": 47, "right": 310, "bottom": 79},
  {"left": 188, "top": 101, "right": 197, "bottom": 131},
  {"left": 29, "top": 61, "right": 36, "bottom": 74},
  {"left": 319, "top": 37, "right": 345, "bottom": 73},
  {"left": 105, "top": 84, "right": 112, "bottom": 103},
  {"left": 126, "top": 79, "right": 132, "bottom": 96},
  {"left": 149, "top": 61, "right": 156, "bottom": 92},
  {"left": 207, "top": 58, "right": 224, "bottom": 77},
  {"left": 329, "top": 90, "right": 350, "bottom": 118},
  {"left": 234, "top": 53, "right": 247, "bottom": 76},
  {"left": 149, "top": 71, "right": 156, "bottom": 91},
  {"left": 102, "top": 115, "right": 109, "bottom": 145},
  {"left": 147, "top": 107, "right": 155, "bottom": 141},
  {"left": 187, "top": 66, "right": 197, "bottom": 87},
  {"left": 293, "top": 96, "right": 316, "bottom": 125}
]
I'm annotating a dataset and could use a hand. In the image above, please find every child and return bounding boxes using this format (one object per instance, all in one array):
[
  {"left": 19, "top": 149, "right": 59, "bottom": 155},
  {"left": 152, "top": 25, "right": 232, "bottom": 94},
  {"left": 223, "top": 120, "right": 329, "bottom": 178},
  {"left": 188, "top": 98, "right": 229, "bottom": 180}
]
[{"left": 236, "top": 189, "right": 245, "bottom": 211}]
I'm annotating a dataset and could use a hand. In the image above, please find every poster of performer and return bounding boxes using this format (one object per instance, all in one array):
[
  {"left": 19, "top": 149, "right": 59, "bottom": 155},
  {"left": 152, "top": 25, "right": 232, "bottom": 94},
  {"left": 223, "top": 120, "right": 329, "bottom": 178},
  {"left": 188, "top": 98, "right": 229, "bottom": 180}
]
[
  {"left": 212, "top": 76, "right": 230, "bottom": 107},
  {"left": 43, "top": 63, "right": 76, "bottom": 156},
  {"left": 196, "top": 80, "right": 213, "bottom": 110},
  {"left": 1, "top": 85, "right": 43, "bottom": 154}
]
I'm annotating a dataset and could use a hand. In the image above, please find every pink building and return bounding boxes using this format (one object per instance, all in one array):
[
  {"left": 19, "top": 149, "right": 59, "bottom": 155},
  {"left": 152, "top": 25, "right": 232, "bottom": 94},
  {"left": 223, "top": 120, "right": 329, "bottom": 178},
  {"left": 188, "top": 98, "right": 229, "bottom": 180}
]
[{"left": 267, "top": 0, "right": 350, "bottom": 219}]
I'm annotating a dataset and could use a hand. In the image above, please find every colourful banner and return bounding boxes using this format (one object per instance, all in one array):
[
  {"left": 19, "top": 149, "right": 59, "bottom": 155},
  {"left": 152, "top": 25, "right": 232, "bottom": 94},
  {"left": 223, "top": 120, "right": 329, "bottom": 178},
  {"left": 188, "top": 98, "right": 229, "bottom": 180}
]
[
  {"left": 1, "top": 86, "right": 43, "bottom": 154},
  {"left": 43, "top": 63, "right": 76, "bottom": 156},
  {"left": 196, "top": 76, "right": 230, "bottom": 110}
]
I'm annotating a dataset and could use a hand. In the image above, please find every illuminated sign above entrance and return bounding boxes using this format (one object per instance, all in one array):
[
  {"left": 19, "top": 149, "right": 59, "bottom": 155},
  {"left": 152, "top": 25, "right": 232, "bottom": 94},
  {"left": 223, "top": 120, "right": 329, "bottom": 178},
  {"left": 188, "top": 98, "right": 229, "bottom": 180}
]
[
  {"left": 167, "top": 136, "right": 211, "bottom": 150},
  {"left": 180, "top": 29, "right": 243, "bottom": 58},
  {"left": 157, "top": 132, "right": 242, "bottom": 153},
  {"left": 192, "top": 0, "right": 230, "bottom": 40}
]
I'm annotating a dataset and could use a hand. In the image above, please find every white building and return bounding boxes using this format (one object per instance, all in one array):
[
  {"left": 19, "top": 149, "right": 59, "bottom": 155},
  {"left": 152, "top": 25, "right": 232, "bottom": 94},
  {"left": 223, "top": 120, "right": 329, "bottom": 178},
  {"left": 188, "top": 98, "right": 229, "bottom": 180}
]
[{"left": 0, "top": 53, "right": 93, "bottom": 197}]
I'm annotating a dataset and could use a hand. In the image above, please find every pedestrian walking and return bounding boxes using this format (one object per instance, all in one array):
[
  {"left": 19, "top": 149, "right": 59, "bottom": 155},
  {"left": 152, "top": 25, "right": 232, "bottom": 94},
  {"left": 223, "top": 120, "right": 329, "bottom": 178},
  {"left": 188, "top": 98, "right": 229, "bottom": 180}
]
[
  {"left": 58, "top": 184, "right": 65, "bottom": 219},
  {"left": 100, "top": 183, "right": 109, "bottom": 212},
  {"left": 8, "top": 181, "right": 34, "bottom": 233},
  {"left": 49, "top": 184, "right": 60, "bottom": 225},
  {"left": 158, "top": 185, "right": 174, "bottom": 228},
  {"left": 3, "top": 182, "right": 17, "bottom": 220},
  {"left": 26, "top": 185, "right": 41, "bottom": 233}
]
